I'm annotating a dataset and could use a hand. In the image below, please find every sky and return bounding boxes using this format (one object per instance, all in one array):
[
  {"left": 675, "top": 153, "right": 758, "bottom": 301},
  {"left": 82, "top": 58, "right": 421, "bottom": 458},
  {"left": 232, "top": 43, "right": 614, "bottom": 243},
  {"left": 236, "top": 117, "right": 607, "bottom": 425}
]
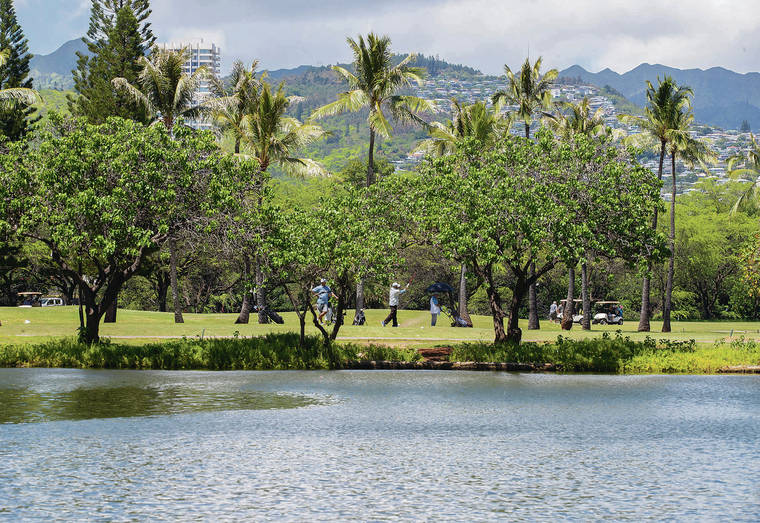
[{"left": 15, "top": 0, "right": 760, "bottom": 75}]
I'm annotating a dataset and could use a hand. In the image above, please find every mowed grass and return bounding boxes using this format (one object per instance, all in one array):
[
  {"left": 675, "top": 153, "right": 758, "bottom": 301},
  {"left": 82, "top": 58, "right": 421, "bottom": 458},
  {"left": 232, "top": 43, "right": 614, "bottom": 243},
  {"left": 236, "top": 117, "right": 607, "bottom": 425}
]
[{"left": 2, "top": 306, "right": 760, "bottom": 346}]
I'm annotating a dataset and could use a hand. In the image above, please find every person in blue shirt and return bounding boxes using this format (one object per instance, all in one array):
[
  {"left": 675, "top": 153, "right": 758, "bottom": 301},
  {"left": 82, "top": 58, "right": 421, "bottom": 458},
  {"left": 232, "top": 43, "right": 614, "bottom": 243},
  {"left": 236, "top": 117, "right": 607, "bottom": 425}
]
[
  {"left": 311, "top": 278, "right": 337, "bottom": 324},
  {"left": 430, "top": 294, "right": 441, "bottom": 326}
]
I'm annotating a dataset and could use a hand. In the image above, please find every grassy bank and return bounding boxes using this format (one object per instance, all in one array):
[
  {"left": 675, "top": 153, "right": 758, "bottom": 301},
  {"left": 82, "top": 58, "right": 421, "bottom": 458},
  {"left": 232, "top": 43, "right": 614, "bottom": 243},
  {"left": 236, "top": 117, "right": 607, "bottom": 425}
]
[
  {"left": 0, "top": 334, "right": 421, "bottom": 370},
  {"left": 1, "top": 332, "right": 758, "bottom": 373},
  {"left": 2, "top": 307, "right": 760, "bottom": 346}
]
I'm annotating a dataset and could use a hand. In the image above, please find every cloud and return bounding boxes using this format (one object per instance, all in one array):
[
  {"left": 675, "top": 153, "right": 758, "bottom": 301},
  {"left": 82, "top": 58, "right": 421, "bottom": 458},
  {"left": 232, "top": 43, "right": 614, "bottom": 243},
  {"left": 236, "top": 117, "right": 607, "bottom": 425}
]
[{"left": 18, "top": 0, "right": 760, "bottom": 75}]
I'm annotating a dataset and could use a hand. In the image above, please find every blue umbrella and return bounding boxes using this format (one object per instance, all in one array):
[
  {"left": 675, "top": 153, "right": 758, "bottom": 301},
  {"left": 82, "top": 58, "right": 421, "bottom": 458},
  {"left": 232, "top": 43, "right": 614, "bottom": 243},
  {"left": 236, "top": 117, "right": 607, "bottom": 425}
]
[{"left": 425, "top": 282, "right": 455, "bottom": 294}]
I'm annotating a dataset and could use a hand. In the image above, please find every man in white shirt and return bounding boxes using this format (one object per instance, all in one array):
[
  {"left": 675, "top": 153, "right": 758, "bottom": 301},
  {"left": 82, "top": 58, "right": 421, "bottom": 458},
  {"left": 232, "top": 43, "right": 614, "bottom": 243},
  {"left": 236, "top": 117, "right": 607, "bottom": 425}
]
[{"left": 382, "top": 281, "right": 409, "bottom": 327}]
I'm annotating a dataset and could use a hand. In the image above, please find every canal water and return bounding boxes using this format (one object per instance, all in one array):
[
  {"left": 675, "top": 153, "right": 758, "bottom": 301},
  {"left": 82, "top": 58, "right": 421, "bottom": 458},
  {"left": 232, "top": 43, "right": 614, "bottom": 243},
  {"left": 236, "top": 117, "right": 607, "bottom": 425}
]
[{"left": 1, "top": 369, "right": 758, "bottom": 520}]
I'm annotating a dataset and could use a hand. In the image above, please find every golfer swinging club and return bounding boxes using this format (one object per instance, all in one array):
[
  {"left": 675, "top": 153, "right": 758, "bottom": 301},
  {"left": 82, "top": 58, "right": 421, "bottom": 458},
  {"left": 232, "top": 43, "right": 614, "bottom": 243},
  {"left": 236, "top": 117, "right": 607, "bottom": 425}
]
[{"left": 382, "top": 281, "right": 410, "bottom": 327}]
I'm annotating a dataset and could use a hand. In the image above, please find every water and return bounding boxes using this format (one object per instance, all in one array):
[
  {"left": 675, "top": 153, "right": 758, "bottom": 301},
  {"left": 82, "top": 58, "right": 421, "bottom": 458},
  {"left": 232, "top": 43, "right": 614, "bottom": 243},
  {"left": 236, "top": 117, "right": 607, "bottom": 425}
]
[{"left": 1, "top": 369, "right": 758, "bottom": 521}]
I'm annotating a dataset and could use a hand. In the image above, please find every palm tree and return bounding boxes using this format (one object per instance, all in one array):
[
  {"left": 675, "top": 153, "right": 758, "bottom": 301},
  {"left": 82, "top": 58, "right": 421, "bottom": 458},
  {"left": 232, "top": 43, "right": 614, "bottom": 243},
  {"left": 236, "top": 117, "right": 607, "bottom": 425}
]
[
  {"left": 661, "top": 107, "right": 714, "bottom": 332},
  {"left": 207, "top": 60, "right": 261, "bottom": 154},
  {"left": 619, "top": 76, "right": 692, "bottom": 332},
  {"left": 0, "top": 49, "right": 39, "bottom": 108},
  {"left": 313, "top": 33, "right": 434, "bottom": 186},
  {"left": 416, "top": 99, "right": 510, "bottom": 155},
  {"left": 417, "top": 99, "right": 511, "bottom": 324},
  {"left": 112, "top": 46, "right": 208, "bottom": 324},
  {"left": 550, "top": 97, "right": 608, "bottom": 140},
  {"left": 728, "top": 133, "right": 760, "bottom": 214},
  {"left": 492, "top": 56, "right": 558, "bottom": 330},
  {"left": 312, "top": 32, "right": 434, "bottom": 314},
  {"left": 235, "top": 79, "right": 328, "bottom": 324},
  {"left": 112, "top": 46, "right": 207, "bottom": 132}
]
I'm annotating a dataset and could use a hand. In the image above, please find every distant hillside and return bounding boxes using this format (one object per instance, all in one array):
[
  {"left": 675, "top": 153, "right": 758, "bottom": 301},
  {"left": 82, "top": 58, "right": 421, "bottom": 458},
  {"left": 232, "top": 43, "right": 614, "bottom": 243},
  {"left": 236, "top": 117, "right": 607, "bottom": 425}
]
[
  {"left": 559, "top": 63, "right": 760, "bottom": 129},
  {"left": 30, "top": 38, "right": 88, "bottom": 90}
]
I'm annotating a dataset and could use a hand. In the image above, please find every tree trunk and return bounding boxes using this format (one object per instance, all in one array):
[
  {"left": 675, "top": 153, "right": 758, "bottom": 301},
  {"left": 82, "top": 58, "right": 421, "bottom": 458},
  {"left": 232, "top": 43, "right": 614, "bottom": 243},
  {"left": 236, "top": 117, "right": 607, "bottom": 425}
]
[
  {"left": 561, "top": 266, "right": 575, "bottom": 330},
  {"left": 103, "top": 296, "right": 117, "bottom": 323},
  {"left": 367, "top": 128, "right": 376, "bottom": 187},
  {"left": 255, "top": 257, "right": 269, "bottom": 324},
  {"left": 524, "top": 122, "right": 530, "bottom": 140},
  {"left": 528, "top": 262, "right": 539, "bottom": 330},
  {"left": 639, "top": 139, "right": 667, "bottom": 332},
  {"left": 355, "top": 280, "right": 364, "bottom": 321},
  {"left": 662, "top": 151, "right": 677, "bottom": 333},
  {"left": 156, "top": 270, "right": 169, "bottom": 312},
  {"left": 506, "top": 279, "right": 528, "bottom": 345},
  {"left": 235, "top": 256, "right": 252, "bottom": 324},
  {"left": 169, "top": 237, "right": 184, "bottom": 323},
  {"left": 84, "top": 307, "right": 101, "bottom": 344},
  {"left": 581, "top": 261, "right": 591, "bottom": 331},
  {"left": 458, "top": 264, "right": 472, "bottom": 326},
  {"left": 234, "top": 137, "right": 240, "bottom": 155},
  {"left": 485, "top": 279, "right": 507, "bottom": 344}
]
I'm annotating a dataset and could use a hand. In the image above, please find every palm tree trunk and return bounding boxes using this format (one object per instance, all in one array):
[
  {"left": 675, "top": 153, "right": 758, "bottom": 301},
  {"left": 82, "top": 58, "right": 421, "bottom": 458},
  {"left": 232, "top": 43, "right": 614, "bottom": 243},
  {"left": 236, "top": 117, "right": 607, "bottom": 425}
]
[
  {"left": 367, "top": 128, "right": 376, "bottom": 187},
  {"left": 525, "top": 122, "right": 530, "bottom": 140},
  {"left": 458, "top": 264, "right": 472, "bottom": 326},
  {"left": 235, "top": 256, "right": 252, "bottom": 324},
  {"left": 234, "top": 137, "right": 240, "bottom": 155},
  {"left": 561, "top": 266, "right": 575, "bottom": 330},
  {"left": 662, "top": 151, "right": 677, "bottom": 332},
  {"left": 581, "top": 261, "right": 591, "bottom": 330},
  {"left": 169, "top": 237, "right": 183, "bottom": 323},
  {"left": 638, "top": 140, "right": 666, "bottom": 332},
  {"left": 527, "top": 262, "right": 539, "bottom": 330},
  {"left": 255, "top": 256, "right": 269, "bottom": 324}
]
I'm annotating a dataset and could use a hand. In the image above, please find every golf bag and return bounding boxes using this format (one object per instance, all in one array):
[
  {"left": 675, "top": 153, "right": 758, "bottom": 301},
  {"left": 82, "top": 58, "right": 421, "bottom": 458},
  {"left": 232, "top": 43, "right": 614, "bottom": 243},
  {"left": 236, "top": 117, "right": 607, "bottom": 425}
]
[{"left": 353, "top": 309, "right": 366, "bottom": 326}]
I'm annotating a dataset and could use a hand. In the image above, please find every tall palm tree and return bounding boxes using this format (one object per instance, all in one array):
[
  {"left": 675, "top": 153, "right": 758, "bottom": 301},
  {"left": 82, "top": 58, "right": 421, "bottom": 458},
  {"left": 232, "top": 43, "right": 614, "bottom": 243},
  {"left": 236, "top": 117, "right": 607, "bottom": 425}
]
[
  {"left": 417, "top": 99, "right": 511, "bottom": 324},
  {"left": 112, "top": 46, "right": 207, "bottom": 132},
  {"left": 313, "top": 33, "right": 434, "bottom": 186},
  {"left": 662, "top": 109, "right": 715, "bottom": 332},
  {"left": 312, "top": 32, "right": 434, "bottom": 314},
  {"left": 236, "top": 79, "right": 328, "bottom": 324},
  {"left": 0, "top": 49, "right": 39, "bottom": 108},
  {"left": 112, "top": 46, "right": 208, "bottom": 324},
  {"left": 492, "top": 56, "right": 558, "bottom": 330},
  {"left": 619, "top": 76, "right": 692, "bottom": 332},
  {"left": 207, "top": 60, "right": 261, "bottom": 154}
]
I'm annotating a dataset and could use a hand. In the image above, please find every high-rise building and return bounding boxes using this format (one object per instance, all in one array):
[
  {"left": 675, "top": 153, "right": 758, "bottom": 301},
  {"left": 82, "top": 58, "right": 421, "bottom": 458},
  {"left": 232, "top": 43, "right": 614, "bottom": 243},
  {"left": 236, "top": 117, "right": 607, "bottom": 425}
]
[{"left": 160, "top": 39, "right": 221, "bottom": 130}]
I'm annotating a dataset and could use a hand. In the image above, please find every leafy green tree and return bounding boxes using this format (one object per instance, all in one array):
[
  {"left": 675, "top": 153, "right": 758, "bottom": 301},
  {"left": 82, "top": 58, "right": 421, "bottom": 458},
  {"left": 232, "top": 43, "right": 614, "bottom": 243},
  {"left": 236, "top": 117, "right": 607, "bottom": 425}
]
[
  {"left": 416, "top": 99, "right": 511, "bottom": 325},
  {"left": 0, "top": 0, "right": 38, "bottom": 140},
  {"left": 339, "top": 156, "right": 394, "bottom": 188},
  {"left": 112, "top": 45, "right": 210, "bottom": 323},
  {"left": 661, "top": 105, "right": 714, "bottom": 331},
  {"left": 207, "top": 60, "right": 260, "bottom": 154},
  {"left": 0, "top": 116, "right": 237, "bottom": 343},
  {"left": 271, "top": 187, "right": 400, "bottom": 345},
  {"left": 414, "top": 132, "right": 663, "bottom": 344},
  {"left": 491, "top": 56, "right": 558, "bottom": 331},
  {"left": 69, "top": 0, "right": 154, "bottom": 123},
  {"left": 619, "top": 76, "right": 692, "bottom": 331}
]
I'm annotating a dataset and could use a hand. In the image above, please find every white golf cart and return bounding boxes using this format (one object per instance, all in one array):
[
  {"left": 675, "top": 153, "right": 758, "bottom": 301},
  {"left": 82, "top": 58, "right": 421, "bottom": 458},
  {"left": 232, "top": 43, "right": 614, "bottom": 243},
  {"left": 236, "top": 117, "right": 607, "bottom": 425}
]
[{"left": 592, "top": 301, "right": 624, "bottom": 325}]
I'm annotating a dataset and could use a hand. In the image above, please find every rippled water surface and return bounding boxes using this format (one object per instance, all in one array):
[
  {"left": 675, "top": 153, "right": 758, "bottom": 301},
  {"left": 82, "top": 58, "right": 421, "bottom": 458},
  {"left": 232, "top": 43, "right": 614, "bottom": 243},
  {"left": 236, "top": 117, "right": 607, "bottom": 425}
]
[{"left": 0, "top": 369, "right": 758, "bottom": 520}]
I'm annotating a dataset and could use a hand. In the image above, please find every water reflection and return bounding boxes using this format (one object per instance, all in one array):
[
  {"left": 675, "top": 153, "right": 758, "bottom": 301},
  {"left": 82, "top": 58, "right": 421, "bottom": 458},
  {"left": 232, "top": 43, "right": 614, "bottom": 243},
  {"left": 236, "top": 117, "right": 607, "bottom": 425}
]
[{"left": 0, "top": 386, "right": 320, "bottom": 424}]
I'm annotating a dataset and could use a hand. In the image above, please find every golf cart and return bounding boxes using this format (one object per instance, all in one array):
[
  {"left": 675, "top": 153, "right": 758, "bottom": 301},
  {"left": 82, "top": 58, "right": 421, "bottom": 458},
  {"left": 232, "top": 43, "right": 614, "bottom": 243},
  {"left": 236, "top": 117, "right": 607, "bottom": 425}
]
[
  {"left": 558, "top": 299, "right": 584, "bottom": 323},
  {"left": 17, "top": 292, "right": 43, "bottom": 307},
  {"left": 592, "top": 301, "right": 624, "bottom": 325}
]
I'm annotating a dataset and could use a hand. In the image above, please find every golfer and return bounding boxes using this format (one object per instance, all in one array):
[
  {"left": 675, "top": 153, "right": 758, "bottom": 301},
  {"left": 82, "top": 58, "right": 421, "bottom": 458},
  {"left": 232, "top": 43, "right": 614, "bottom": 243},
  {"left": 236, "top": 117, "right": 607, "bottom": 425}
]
[
  {"left": 382, "top": 281, "right": 409, "bottom": 327},
  {"left": 311, "top": 278, "right": 337, "bottom": 324}
]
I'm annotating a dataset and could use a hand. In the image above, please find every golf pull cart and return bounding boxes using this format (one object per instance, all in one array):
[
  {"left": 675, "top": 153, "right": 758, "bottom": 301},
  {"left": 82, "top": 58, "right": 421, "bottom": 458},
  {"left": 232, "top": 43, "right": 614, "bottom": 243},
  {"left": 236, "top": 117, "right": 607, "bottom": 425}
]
[{"left": 425, "top": 282, "right": 472, "bottom": 328}]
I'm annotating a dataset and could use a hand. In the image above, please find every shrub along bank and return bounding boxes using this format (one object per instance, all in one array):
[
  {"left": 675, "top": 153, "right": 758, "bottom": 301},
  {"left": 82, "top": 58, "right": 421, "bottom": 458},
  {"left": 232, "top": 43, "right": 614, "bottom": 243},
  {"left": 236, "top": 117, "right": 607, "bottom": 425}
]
[{"left": 0, "top": 333, "right": 757, "bottom": 373}]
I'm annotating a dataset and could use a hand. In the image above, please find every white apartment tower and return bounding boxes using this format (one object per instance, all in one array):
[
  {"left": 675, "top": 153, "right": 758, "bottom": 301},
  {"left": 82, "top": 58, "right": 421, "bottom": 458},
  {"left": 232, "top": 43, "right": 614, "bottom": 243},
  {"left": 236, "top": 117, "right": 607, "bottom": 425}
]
[{"left": 160, "top": 39, "right": 221, "bottom": 130}]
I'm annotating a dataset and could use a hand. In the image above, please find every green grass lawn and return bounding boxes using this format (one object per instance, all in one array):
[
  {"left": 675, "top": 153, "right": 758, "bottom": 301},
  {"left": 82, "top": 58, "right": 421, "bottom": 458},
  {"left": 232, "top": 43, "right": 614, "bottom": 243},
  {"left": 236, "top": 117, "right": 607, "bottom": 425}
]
[{"left": 2, "top": 306, "right": 760, "bottom": 346}]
